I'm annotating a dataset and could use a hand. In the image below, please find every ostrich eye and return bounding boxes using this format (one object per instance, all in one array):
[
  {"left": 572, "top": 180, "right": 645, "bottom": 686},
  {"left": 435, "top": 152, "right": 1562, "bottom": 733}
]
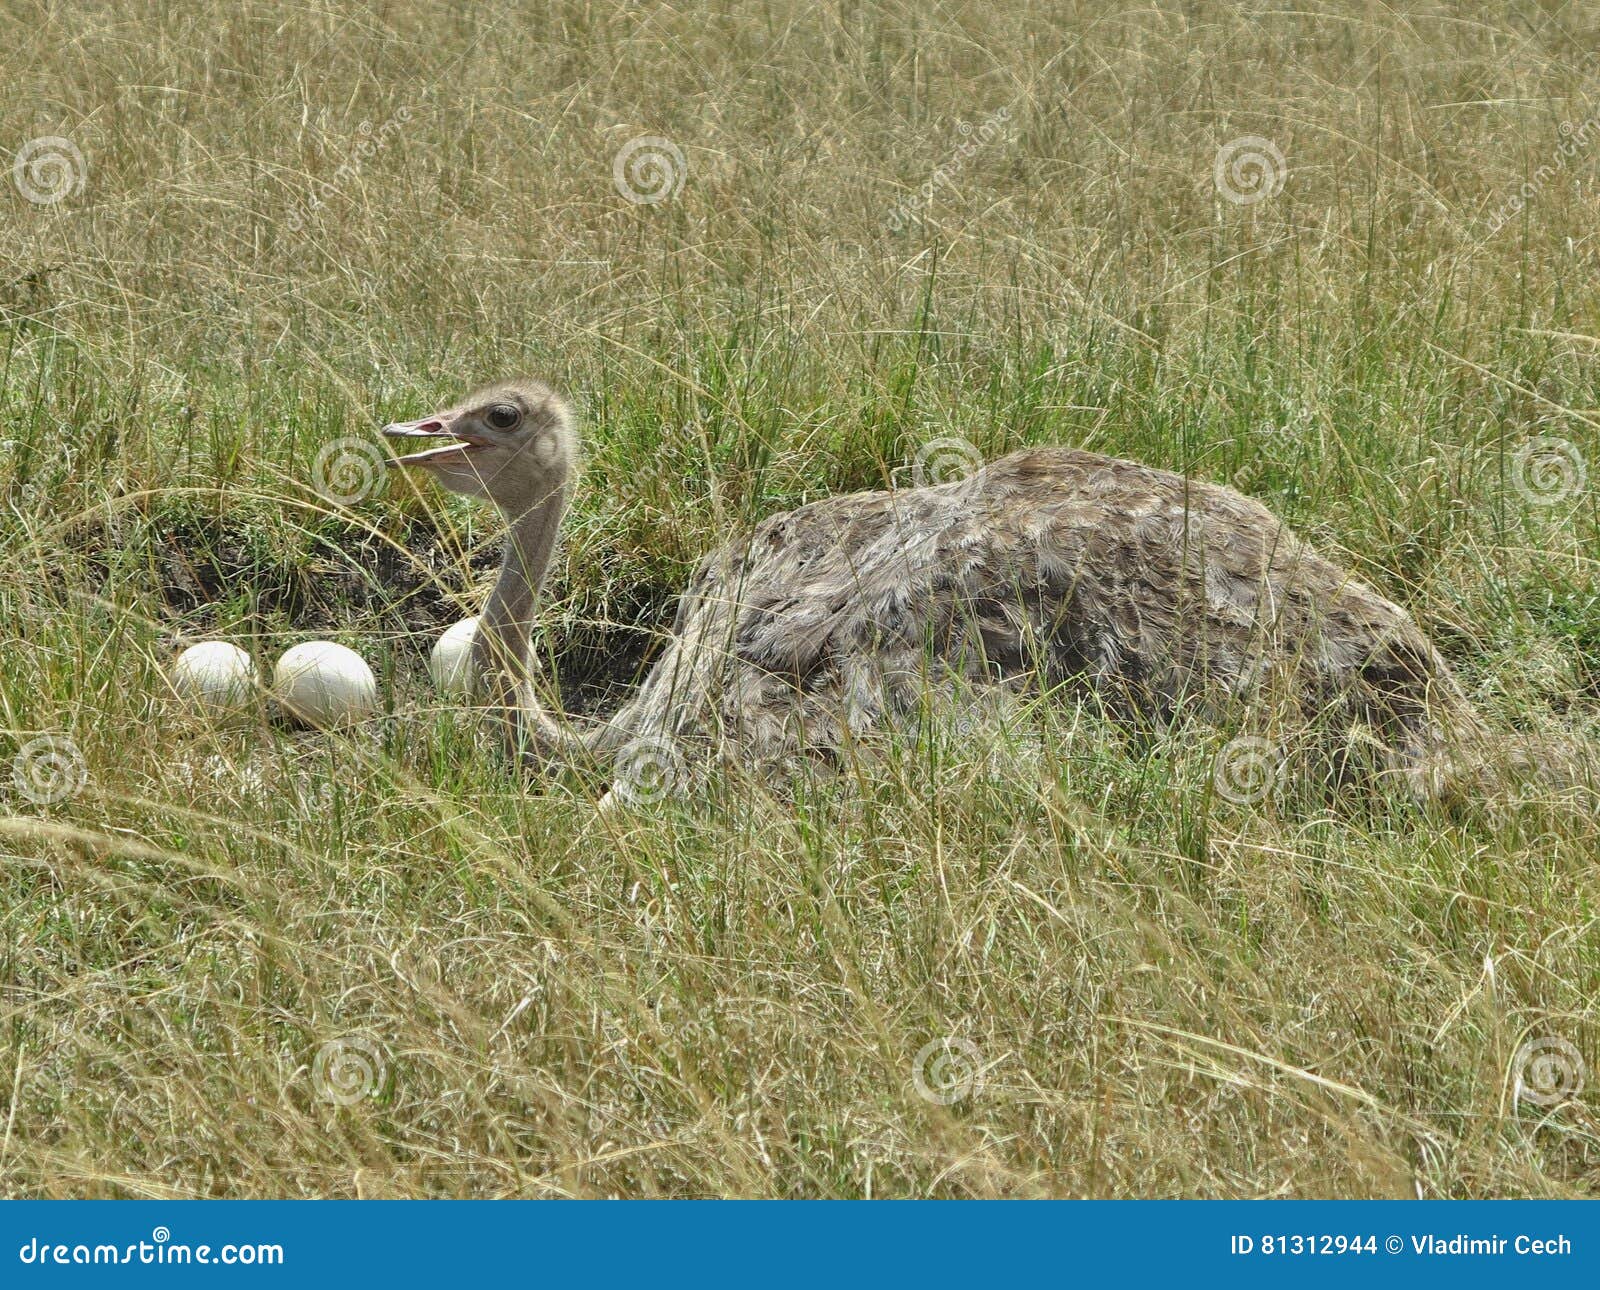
[{"left": 485, "top": 403, "right": 521, "bottom": 430}]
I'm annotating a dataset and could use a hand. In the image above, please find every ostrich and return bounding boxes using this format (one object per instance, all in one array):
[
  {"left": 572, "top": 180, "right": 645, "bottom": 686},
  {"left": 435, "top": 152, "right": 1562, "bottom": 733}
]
[{"left": 383, "top": 377, "right": 1491, "bottom": 799}]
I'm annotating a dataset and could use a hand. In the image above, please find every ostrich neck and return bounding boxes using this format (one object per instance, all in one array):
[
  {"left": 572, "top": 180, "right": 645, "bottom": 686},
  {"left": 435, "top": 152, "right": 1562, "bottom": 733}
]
[{"left": 476, "top": 480, "right": 567, "bottom": 689}]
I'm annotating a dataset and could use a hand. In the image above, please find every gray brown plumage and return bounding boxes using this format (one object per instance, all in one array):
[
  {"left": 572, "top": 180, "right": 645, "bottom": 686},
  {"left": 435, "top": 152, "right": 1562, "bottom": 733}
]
[{"left": 383, "top": 378, "right": 1488, "bottom": 800}]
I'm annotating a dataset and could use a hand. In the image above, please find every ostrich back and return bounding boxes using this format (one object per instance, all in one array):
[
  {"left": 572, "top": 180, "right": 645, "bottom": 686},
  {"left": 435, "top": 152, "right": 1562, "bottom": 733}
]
[{"left": 602, "top": 448, "right": 1478, "bottom": 773}]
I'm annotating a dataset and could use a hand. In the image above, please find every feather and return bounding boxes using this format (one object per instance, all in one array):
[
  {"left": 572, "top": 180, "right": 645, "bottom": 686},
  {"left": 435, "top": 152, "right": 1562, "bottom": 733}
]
[{"left": 597, "top": 446, "right": 1483, "bottom": 790}]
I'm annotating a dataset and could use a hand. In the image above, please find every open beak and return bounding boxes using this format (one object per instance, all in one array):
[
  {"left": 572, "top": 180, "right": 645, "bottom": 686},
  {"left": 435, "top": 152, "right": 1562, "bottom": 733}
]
[{"left": 381, "top": 414, "right": 487, "bottom": 468}]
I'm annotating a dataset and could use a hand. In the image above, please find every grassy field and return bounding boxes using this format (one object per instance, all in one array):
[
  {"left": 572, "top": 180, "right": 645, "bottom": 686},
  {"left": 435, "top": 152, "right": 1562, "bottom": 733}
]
[{"left": 2, "top": 0, "right": 1599, "bottom": 1197}]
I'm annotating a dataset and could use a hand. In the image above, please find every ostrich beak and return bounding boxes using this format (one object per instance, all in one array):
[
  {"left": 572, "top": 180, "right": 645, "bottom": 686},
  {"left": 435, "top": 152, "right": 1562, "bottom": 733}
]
[{"left": 381, "top": 413, "right": 488, "bottom": 467}]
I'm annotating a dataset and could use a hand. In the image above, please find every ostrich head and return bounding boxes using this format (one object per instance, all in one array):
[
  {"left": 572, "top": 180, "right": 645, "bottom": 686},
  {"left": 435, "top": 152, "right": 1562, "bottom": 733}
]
[
  {"left": 381, "top": 378, "right": 582, "bottom": 763},
  {"left": 382, "top": 376, "right": 576, "bottom": 513}
]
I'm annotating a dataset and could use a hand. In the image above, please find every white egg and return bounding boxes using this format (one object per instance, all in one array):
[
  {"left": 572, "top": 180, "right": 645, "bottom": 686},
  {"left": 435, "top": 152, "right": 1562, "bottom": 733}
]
[
  {"left": 169, "top": 641, "right": 257, "bottom": 713},
  {"left": 272, "top": 641, "right": 379, "bottom": 727},
  {"left": 429, "top": 616, "right": 479, "bottom": 696}
]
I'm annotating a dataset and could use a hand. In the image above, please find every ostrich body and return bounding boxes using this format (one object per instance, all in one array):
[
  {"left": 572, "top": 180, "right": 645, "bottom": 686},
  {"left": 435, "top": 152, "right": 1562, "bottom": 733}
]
[{"left": 384, "top": 379, "right": 1483, "bottom": 795}]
